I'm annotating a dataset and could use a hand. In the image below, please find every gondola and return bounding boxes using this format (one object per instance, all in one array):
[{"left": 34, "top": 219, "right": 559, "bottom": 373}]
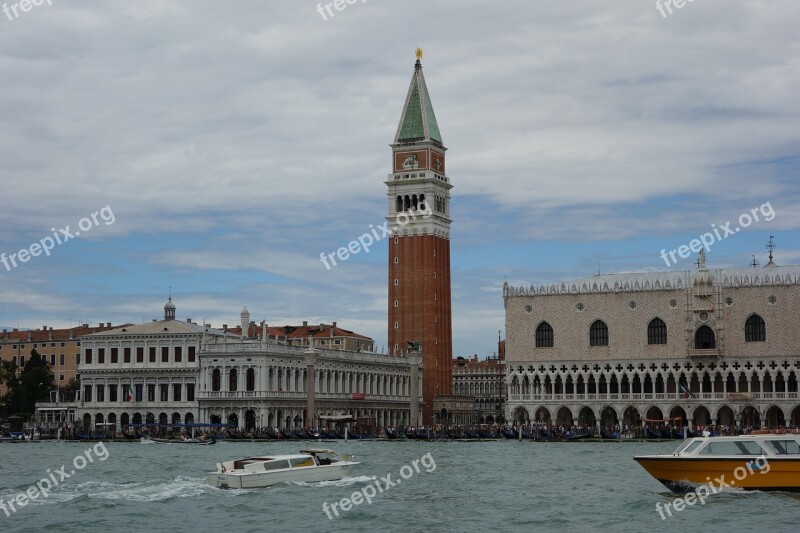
[
  {"left": 384, "top": 428, "right": 399, "bottom": 440},
  {"left": 564, "top": 432, "right": 592, "bottom": 441},
  {"left": 600, "top": 430, "right": 620, "bottom": 439},
  {"left": 479, "top": 429, "right": 498, "bottom": 439},
  {"left": 501, "top": 428, "right": 519, "bottom": 439},
  {"left": 143, "top": 436, "right": 216, "bottom": 445},
  {"left": 645, "top": 427, "right": 662, "bottom": 439}
]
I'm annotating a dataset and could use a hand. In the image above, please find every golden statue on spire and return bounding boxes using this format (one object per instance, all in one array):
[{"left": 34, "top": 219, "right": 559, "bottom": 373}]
[{"left": 415, "top": 48, "right": 423, "bottom": 61}]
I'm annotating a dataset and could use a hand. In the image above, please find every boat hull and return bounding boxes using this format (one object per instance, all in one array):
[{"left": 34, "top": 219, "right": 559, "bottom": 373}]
[
  {"left": 634, "top": 456, "right": 800, "bottom": 492},
  {"left": 206, "top": 462, "right": 359, "bottom": 489}
]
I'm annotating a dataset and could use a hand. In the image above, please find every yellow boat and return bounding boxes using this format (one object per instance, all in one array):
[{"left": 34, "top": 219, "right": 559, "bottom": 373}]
[{"left": 634, "top": 433, "right": 800, "bottom": 492}]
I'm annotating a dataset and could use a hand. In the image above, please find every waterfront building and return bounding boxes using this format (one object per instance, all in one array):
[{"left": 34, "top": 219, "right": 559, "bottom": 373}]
[
  {"left": 197, "top": 330, "right": 420, "bottom": 430},
  {"left": 74, "top": 300, "right": 417, "bottom": 432},
  {"left": 453, "top": 351, "right": 506, "bottom": 424},
  {"left": 503, "top": 254, "right": 800, "bottom": 430},
  {"left": 387, "top": 51, "right": 453, "bottom": 423},
  {"left": 75, "top": 299, "right": 225, "bottom": 431},
  {"left": 0, "top": 322, "right": 123, "bottom": 394}
]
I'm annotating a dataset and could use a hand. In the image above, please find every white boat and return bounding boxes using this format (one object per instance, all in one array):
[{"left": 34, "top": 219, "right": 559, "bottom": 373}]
[{"left": 206, "top": 448, "right": 360, "bottom": 489}]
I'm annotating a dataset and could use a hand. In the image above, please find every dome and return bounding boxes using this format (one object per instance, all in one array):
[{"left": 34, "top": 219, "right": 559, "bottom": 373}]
[{"left": 164, "top": 297, "right": 176, "bottom": 320}]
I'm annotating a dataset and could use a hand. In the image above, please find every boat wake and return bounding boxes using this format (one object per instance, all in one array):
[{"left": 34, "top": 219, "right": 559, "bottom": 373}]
[
  {"left": 290, "top": 475, "right": 376, "bottom": 488},
  {"left": 0, "top": 476, "right": 225, "bottom": 505}
]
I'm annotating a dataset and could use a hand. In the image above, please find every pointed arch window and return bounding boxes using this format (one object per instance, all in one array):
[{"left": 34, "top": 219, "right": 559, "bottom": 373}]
[
  {"left": 745, "top": 314, "right": 766, "bottom": 342},
  {"left": 647, "top": 318, "right": 667, "bottom": 345},
  {"left": 535, "top": 322, "right": 554, "bottom": 348},
  {"left": 589, "top": 320, "right": 608, "bottom": 346},
  {"left": 694, "top": 325, "right": 716, "bottom": 349}
]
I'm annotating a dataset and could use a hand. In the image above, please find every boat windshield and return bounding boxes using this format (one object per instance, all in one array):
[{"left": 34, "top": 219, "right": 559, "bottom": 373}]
[
  {"left": 289, "top": 457, "right": 316, "bottom": 468},
  {"left": 674, "top": 439, "right": 703, "bottom": 455},
  {"left": 698, "top": 440, "right": 765, "bottom": 456}
]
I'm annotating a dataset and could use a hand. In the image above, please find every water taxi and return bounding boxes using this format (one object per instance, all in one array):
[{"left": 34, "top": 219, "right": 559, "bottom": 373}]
[
  {"left": 206, "top": 448, "right": 360, "bottom": 489},
  {"left": 635, "top": 433, "right": 800, "bottom": 492}
]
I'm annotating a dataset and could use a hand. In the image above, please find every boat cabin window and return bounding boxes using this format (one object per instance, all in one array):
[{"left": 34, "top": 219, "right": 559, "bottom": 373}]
[
  {"left": 699, "top": 440, "right": 765, "bottom": 456},
  {"left": 262, "top": 460, "right": 292, "bottom": 472},
  {"left": 290, "top": 457, "right": 316, "bottom": 468},
  {"left": 764, "top": 439, "right": 800, "bottom": 455}
]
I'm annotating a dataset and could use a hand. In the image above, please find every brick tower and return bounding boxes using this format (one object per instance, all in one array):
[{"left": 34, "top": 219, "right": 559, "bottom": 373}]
[{"left": 386, "top": 50, "right": 453, "bottom": 424}]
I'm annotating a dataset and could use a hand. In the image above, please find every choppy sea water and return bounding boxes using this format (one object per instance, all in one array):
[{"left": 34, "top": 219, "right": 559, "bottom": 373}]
[{"left": 0, "top": 439, "right": 797, "bottom": 532}]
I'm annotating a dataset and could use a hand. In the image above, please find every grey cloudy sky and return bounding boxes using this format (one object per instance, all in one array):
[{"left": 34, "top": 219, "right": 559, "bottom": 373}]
[{"left": 1, "top": 0, "right": 798, "bottom": 357}]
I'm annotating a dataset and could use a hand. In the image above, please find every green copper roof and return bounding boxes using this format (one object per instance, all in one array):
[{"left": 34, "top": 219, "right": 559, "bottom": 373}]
[{"left": 395, "top": 60, "right": 443, "bottom": 145}]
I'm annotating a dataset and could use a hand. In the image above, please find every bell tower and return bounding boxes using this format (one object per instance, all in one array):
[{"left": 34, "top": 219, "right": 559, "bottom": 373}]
[{"left": 386, "top": 50, "right": 453, "bottom": 424}]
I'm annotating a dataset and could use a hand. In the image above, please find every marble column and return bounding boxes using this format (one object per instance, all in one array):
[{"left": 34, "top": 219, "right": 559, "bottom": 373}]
[
  {"left": 408, "top": 353, "right": 423, "bottom": 427},
  {"left": 304, "top": 346, "right": 320, "bottom": 428}
]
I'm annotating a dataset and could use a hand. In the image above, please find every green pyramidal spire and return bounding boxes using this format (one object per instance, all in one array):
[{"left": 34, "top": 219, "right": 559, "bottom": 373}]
[{"left": 394, "top": 57, "right": 443, "bottom": 145}]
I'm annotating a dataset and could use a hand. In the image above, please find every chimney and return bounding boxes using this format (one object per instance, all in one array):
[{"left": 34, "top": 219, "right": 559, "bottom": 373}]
[
  {"left": 330, "top": 323, "right": 334, "bottom": 338},
  {"left": 186, "top": 318, "right": 192, "bottom": 323},
  {"left": 107, "top": 322, "right": 111, "bottom": 327},
  {"left": 82, "top": 323, "right": 88, "bottom": 328},
  {"left": 69, "top": 328, "right": 74, "bottom": 339},
  {"left": 222, "top": 324, "right": 228, "bottom": 332},
  {"left": 320, "top": 323, "right": 324, "bottom": 331},
  {"left": 302, "top": 321, "right": 307, "bottom": 327},
  {"left": 48, "top": 329, "right": 53, "bottom": 340},
  {"left": 99, "top": 323, "right": 103, "bottom": 328},
  {"left": 42, "top": 325, "right": 47, "bottom": 331}
]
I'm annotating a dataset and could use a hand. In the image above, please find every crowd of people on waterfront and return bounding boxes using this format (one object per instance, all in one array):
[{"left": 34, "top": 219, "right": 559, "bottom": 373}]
[
  {"left": 13, "top": 421, "right": 800, "bottom": 441},
  {"left": 384, "top": 421, "right": 800, "bottom": 440}
]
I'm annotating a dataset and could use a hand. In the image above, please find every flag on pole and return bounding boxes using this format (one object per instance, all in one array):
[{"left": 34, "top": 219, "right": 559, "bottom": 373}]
[
  {"left": 126, "top": 385, "right": 133, "bottom": 402},
  {"left": 679, "top": 383, "right": 694, "bottom": 398}
]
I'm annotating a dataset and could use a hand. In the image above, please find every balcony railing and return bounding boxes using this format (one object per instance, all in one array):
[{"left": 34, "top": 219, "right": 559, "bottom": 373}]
[
  {"left": 688, "top": 349, "right": 720, "bottom": 358},
  {"left": 197, "top": 391, "right": 409, "bottom": 402},
  {"left": 506, "top": 390, "right": 782, "bottom": 403}
]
